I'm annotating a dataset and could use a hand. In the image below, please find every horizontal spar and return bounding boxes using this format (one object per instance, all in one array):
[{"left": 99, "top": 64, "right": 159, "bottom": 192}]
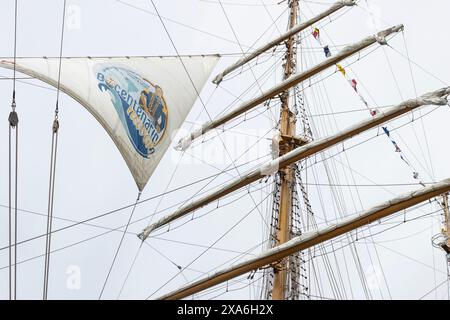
[
  {"left": 157, "top": 178, "right": 450, "bottom": 300},
  {"left": 138, "top": 87, "right": 450, "bottom": 241},
  {"left": 176, "top": 24, "right": 404, "bottom": 151},
  {"left": 212, "top": 0, "right": 356, "bottom": 85}
]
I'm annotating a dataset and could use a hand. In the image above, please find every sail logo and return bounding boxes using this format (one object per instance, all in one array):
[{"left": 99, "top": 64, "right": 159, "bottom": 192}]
[{"left": 95, "top": 64, "right": 168, "bottom": 158}]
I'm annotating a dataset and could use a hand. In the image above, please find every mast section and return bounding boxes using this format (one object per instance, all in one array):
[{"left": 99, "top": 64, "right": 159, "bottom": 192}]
[{"left": 272, "top": 0, "right": 300, "bottom": 300}]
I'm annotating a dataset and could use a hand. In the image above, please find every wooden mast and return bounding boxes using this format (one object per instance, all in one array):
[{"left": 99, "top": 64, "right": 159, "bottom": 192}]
[{"left": 272, "top": 0, "right": 299, "bottom": 300}]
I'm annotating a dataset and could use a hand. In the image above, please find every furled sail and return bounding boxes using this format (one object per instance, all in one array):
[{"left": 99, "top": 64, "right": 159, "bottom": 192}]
[
  {"left": 0, "top": 56, "right": 219, "bottom": 190},
  {"left": 212, "top": 0, "right": 356, "bottom": 84},
  {"left": 176, "top": 25, "right": 404, "bottom": 151}
]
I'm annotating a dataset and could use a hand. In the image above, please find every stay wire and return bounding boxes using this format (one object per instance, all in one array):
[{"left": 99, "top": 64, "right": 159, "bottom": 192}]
[
  {"left": 8, "top": 124, "right": 19, "bottom": 300},
  {"left": 43, "top": 125, "right": 58, "bottom": 300},
  {"left": 8, "top": 0, "right": 19, "bottom": 301},
  {"left": 147, "top": 0, "right": 272, "bottom": 238},
  {"left": 12, "top": 0, "right": 18, "bottom": 95},
  {"left": 42, "top": 0, "right": 66, "bottom": 300},
  {"left": 99, "top": 192, "right": 141, "bottom": 299}
]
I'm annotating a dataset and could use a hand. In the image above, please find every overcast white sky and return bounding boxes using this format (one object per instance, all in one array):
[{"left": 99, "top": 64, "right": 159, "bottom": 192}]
[{"left": 1, "top": 0, "right": 450, "bottom": 300}]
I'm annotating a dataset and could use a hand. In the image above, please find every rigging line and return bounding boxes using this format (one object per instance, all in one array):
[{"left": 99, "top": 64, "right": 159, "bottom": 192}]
[
  {"left": 366, "top": 227, "right": 392, "bottom": 299},
  {"left": 230, "top": 4, "right": 288, "bottom": 57},
  {"left": 0, "top": 220, "right": 262, "bottom": 273},
  {"left": 174, "top": 1, "right": 288, "bottom": 238},
  {"left": 214, "top": 33, "right": 385, "bottom": 133},
  {"left": 401, "top": 31, "right": 436, "bottom": 181},
  {"left": 153, "top": 239, "right": 269, "bottom": 299},
  {"left": 365, "top": 220, "right": 440, "bottom": 244},
  {"left": 324, "top": 147, "right": 439, "bottom": 221},
  {"left": 221, "top": 6, "right": 291, "bottom": 126},
  {"left": 119, "top": 142, "right": 190, "bottom": 299},
  {"left": 8, "top": 127, "right": 12, "bottom": 300},
  {"left": 0, "top": 153, "right": 270, "bottom": 254},
  {"left": 144, "top": 242, "right": 181, "bottom": 271},
  {"left": 304, "top": 208, "right": 443, "bottom": 263},
  {"left": 206, "top": 275, "right": 265, "bottom": 300},
  {"left": 0, "top": 154, "right": 269, "bottom": 242},
  {"left": 315, "top": 40, "right": 392, "bottom": 300},
  {"left": 42, "top": 0, "right": 66, "bottom": 300},
  {"left": 143, "top": 243, "right": 195, "bottom": 293},
  {"left": 8, "top": 125, "right": 19, "bottom": 300},
  {"left": 183, "top": 151, "right": 272, "bottom": 197},
  {"left": 149, "top": 183, "right": 273, "bottom": 239},
  {"left": 115, "top": 0, "right": 252, "bottom": 49},
  {"left": 99, "top": 192, "right": 141, "bottom": 299},
  {"left": 54, "top": 0, "right": 66, "bottom": 112},
  {"left": 199, "top": 0, "right": 280, "bottom": 7},
  {"left": 186, "top": 240, "right": 269, "bottom": 285},
  {"left": 116, "top": 245, "right": 142, "bottom": 299},
  {"left": 382, "top": 46, "right": 403, "bottom": 100},
  {"left": 389, "top": 45, "right": 448, "bottom": 86},
  {"left": 300, "top": 37, "right": 366, "bottom": 298},
  {"left": 401, "top": 32, "right": 418, "bottom": 97},
  {"left": 11, "top": 0, "right": 18, "bottom": 96},
  {"left": 304, "top": 37, "right": 377, "bottom": 300},
  {"left": 142, "top": 242, "right": 196, "bottom": 292},
  {"left": 0, "top": 189, "right": 270, "bottom": 276},
  {"left": 213, "top": 52, "right": 284, "bottom": 118},
  {"left": 260, "top": 0, "right": 283, "bottom": 35},
  {"left": 0, "top": 74, "right": 57, "bottom": 91},
  {"left": 171, "top": 126, "right": 275, "bottom": 224},
  {"left": 303, "top": 213, "right": 440, "bottom": 264},
  {"left": 8, "top": 0, "right": 19, "bottom": 301},
  {"left": 382, "top": 42, "right": 432, "bottom": 181},
  {"left": 311, "top": 106, "right": 442, "bottom": 184},
  {"left": 217, "top": 0, "right": 274, "bottom": 123},
  {"left": 375, "top": 242, "right": 447, "bottom": 276},
  {"left": 43, "top": 126, "right": 59, "bottom": 300},
  {"left": 145, "top": 192, "right": 272, "bottom": 299},
  {"left": 419, "top": 278, "right": 449, "bottom": 300},
  {"left": 0, "top": 76, "right": 32, "bottom": 80},
  {"left": 307, "top": 104, "right": 395, "bottom": 117},
  {"left": 149, "top": 0, "right": 217, "bottom": 125}
]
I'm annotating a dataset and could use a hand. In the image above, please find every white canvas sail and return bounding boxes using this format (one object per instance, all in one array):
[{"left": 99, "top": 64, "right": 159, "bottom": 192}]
[{"left": 0, "top": 55, "right": 219, "bottom": 190}]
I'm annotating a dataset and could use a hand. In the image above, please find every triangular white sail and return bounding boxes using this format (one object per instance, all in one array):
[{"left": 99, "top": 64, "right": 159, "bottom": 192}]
[{"left": 0, "top": 56, "right": 219, "bottom": 190}]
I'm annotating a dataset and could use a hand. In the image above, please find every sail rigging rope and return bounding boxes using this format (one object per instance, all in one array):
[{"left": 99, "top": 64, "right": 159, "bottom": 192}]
[
  {"left": 0, "top": 185, "right": 272, "bottom": 273},
  {"left": 99, "top": 192, "right": 141, "bottom": 299},
  {"left": 0, "top": 152, "right": 271, "bottom": 254},
  {"left": 146, "top": 0, "right": 274, "bottom": 246},
  {"left": 42, "top": 0, "right": 66, "bottom": 300},
  {"left": 0, "top": 94, "right": 437, "bottom": 268},
  {"left": 145, "top": 192, "right": 273, "bottom": 299},
  {"left": 8, "top": 0, "right": 19, "bottom": 301}
]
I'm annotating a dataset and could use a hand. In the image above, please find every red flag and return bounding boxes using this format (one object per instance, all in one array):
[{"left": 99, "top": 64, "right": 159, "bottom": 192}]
[
  {"left": 312, "top": 28, "right": 320, "bottom": 39},
  {"left": 350, "top": 79, "right": 358, "bottom": 91}
]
